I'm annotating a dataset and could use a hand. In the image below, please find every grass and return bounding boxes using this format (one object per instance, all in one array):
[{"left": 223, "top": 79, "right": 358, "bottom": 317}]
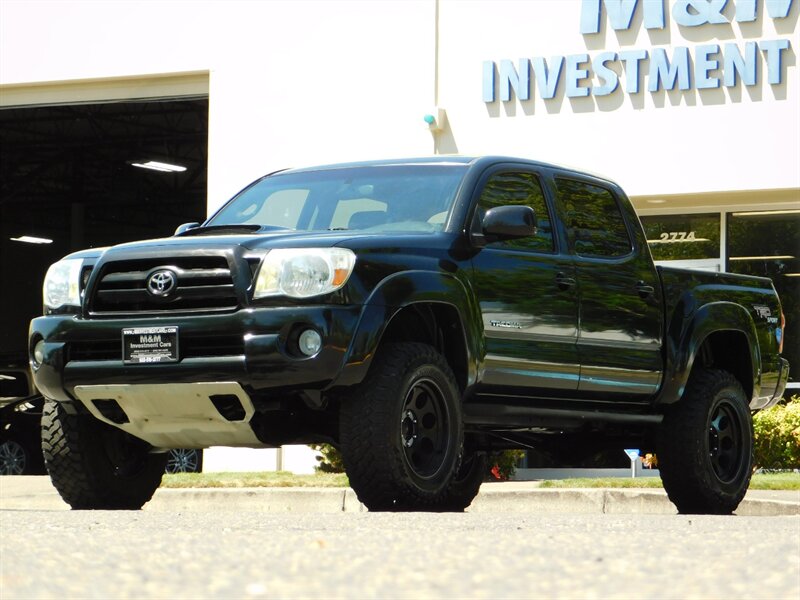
[
  {"left": 537, "top": 477, "right": 665, "bottom": 489},
  {"left": 162, "top": 471, "right": 799, "bottom": 491},
  {"left": 537, "top": 472, "right": 800, "bottom": 491},
  {"left": 750, "top": 473, "right": 800, "bottom": 490}
]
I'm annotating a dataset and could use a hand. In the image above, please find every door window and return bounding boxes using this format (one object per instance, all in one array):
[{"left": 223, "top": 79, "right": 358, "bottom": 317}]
[
  {"left": 477, "top": 172, "right": 554, "bottom": 253},
  {"left": 555, "top": 178, "right": 631, "bottom": 258}
]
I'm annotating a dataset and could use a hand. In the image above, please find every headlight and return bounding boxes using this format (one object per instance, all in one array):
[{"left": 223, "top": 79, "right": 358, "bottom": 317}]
[
  {"left": 43, "top": 258, "right": 84, "bottom": 310},
  {"left": 253, "top": 248, "right": 356, "bottom": 299}
]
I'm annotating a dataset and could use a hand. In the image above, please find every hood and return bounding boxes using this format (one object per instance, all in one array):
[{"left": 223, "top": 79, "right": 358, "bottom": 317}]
[
  {"left": 63, "top": 228, "right": 455, "bottom": 264},
  {"left": 69, "top": 230, "right": 367, "bottom": 262}
]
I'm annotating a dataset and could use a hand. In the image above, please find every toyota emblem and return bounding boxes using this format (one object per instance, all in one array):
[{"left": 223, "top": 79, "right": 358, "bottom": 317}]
[{"left": 146, "top": 270, "right": 177, "bottom": 296}]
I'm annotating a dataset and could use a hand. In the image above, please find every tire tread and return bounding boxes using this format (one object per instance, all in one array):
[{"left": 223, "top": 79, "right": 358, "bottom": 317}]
[{"left": 41, "top": 400, "right": 165, "bottom": 509}]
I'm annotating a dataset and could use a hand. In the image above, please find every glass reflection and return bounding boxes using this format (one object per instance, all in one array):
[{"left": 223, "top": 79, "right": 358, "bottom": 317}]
[{"left": 727, "top": 211, "right": 799, "bottom": 383}]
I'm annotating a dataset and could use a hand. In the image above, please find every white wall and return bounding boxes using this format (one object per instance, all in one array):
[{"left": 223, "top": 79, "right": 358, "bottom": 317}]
[
  {"left": 3, "top": 0, "right": 797, "bottom": 200},
  {"left": 437, "top": 0, "right": 800, "bottom": 196},
  {"left": 0, "top": 0, "right": 437, "bottom": 211},
  {"left": 202, "top": 445, "right": 318, "bottom": 474}
]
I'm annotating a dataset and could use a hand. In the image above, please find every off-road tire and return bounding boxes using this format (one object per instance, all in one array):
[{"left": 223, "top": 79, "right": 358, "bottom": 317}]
[
  {"left": 41, "top": 400, "right": 166, "bottom": 509},
  {"left": 657, "top": 369, "right": 753, "bottom": 515},
  {"left": 431, "top": 450, "right": 487, "bottom": 512},
  {"left": 340, "top": 343, "right": 463, "bottom": 511}
]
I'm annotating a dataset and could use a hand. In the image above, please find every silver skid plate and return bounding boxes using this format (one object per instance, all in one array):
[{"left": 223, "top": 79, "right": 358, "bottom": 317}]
[{"left": 73, "top": 382, "right": 262, "bottom": 448}]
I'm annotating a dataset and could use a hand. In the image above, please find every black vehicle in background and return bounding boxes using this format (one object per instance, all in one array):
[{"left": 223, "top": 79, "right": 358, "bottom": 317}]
[
  {"left": 0, "top": 367, "right": 44, "bottom": 475},
  {"left": 0, "top": 395, "right": 46, "bottom": 476},
  {"left": 28, "top": 157, "right": 789, "bottom": 513}
]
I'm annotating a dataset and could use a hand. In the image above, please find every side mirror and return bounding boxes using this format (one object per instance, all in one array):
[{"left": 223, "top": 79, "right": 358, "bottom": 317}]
[
  {"left": 482, "top": 205, "right": 537, "bottom": 239},
  {"left": 174, "top": 222, "right": 201, "bottom": 236}
]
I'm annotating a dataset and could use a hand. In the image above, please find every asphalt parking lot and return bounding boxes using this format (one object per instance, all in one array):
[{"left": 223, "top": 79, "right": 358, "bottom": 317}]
[{"left": 1, "top": 477, "right": 799, "bottom": 599}]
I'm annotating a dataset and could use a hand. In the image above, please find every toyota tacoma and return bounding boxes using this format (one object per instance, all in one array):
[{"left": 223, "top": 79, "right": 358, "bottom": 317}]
[{"left": 30, "top": 157, "right": 789, "bottom": 513}]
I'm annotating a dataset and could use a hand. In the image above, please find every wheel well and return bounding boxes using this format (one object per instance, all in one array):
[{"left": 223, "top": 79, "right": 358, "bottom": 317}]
[
  {"left": 695, "top": 331, "right": 753, "bottom": 398},
  {"left": 380, "top": 303, "right": 468, "bottom": 391}
]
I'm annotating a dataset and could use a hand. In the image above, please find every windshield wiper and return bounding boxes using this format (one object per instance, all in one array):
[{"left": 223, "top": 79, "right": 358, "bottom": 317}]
[{"left": 177, "top": 224, "right": 283, "bottom": 237}]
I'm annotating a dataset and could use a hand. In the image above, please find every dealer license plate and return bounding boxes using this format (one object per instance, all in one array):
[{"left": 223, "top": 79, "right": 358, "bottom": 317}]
[{"left": 122, "top": 326, "right": 179, "bottom": 364}]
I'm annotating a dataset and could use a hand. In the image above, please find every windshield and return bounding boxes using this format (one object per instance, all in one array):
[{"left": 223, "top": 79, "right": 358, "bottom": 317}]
[{"left": 207, "top": 164, "right": 467, "bottom": 233}]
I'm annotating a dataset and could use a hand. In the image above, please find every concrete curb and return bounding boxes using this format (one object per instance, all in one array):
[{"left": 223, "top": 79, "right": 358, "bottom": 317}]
[
  {"left": 2, "top": 477, "right": 798, "bottom": 515},
  {"left": 150, "top": 487, "right": 368, "bottom": 513},
  {"left": 470, "top": 487, "right": 800, "bottom": 516}
]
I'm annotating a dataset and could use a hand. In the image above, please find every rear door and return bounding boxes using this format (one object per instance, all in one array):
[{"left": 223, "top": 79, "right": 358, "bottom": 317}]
[
  {"left": 470, "top": 166, "right": 580, "bottom": 395},
  {"left": 551, "top": 175, "right": 663, "bottom": 400}
]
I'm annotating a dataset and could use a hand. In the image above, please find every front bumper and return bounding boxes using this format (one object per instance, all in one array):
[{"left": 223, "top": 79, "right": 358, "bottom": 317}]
[{"left": 29, "top": 305, "right": 362, "bottom": 404}]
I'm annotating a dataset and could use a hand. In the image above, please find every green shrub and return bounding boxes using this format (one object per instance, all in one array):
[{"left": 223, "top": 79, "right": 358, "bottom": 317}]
[
  {"left": 311, "top": 443, "right": 527, "bottom": 481},
  {"left": 309, "top": 443, "right": 346, "bottom": 473},
  {"left": 753, "top": 397, "right": 800, "bottom": 470},
  {"left": 489, "top": 450, "right": 526, "bottom": 480}
]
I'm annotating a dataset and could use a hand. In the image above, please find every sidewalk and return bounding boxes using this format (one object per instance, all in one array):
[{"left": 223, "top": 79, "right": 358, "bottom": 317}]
[{"left": 2, "top": 476, "right": 798, "bottom": 515}]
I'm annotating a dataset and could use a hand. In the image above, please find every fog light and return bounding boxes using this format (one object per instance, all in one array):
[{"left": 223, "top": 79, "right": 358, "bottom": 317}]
[
  {"left": 298, "top": 329, "right": 322, "bottom": 357},
  {"left": 33, "top": 340, "right": 46, "bottom": 367}
]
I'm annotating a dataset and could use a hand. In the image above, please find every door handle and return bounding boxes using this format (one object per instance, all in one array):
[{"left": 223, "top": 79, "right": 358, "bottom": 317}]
[
  {"left": 555, "top": 272, "right": 576, "bottom": 290},
  {"left": 635, "top": 281, "right": 655, "bottom": 299}
]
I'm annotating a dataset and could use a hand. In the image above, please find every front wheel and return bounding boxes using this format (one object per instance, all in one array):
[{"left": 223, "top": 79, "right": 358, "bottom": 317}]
[
  {"left": 41, "top": 400, "right": 166, "bottom": 509},
  {"left": 657, "top": 369, "right": 753, "bottom": 515},
  {"left": 429, "top": 449, "right": 487, "bottom": 512},
  {"left": 340, "top": 343, "right": 463, "bottom": 511}
]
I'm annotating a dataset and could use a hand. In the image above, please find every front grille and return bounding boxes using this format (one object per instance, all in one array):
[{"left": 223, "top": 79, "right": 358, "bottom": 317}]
[
  {"left": 89, "top": 256, "right": 238, "bottom": 315},
  {"left": 67, "top": 334, "right": 245, "bottom": 362}
]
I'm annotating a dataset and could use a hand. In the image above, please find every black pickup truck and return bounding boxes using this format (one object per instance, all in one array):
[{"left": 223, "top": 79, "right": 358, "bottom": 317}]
[{"left": 30, "top": 156, "right": 789, "bottom": 514}]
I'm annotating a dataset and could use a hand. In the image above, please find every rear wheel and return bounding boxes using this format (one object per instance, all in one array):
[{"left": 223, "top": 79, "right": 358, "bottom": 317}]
[
  {"left": 340, "top": 343, "right": 463, "bottom": 511},
  {"left": 41, "top": 400, "right": 166, "bottom": 509},
  {"left": 657, "top": 369, "right": 753, "bottom": 515}
]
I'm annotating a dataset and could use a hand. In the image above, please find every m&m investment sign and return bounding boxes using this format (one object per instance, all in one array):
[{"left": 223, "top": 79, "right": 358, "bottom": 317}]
[{"left": 482, "top": 0, "right": 794, "bottom": 104}]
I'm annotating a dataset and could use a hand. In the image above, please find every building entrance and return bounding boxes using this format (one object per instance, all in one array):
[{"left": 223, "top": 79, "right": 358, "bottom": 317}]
[{"left": 0, "top": 96, "right": 209, "bottom": 394}]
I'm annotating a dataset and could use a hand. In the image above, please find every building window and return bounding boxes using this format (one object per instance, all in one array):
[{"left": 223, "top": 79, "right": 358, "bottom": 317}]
[
  {"left": 641, "top": 213, "right": 720, "bottom": 262},
  {"left": 727, "top": 210, "right": 800, "bottom": 384}
]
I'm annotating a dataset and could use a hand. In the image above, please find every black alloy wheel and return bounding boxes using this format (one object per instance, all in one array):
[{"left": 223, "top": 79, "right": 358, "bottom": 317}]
[
  {"left": 400, "top": 378, "right": 452, "bottom": 480},
  {"left": 707, "top": 399, "right": 746, "bottom": 484}
]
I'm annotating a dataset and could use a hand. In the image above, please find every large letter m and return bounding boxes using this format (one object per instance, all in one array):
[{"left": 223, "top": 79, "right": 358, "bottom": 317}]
[{"left": 580, "top": 0, "right": 666, "bottom": 34}]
